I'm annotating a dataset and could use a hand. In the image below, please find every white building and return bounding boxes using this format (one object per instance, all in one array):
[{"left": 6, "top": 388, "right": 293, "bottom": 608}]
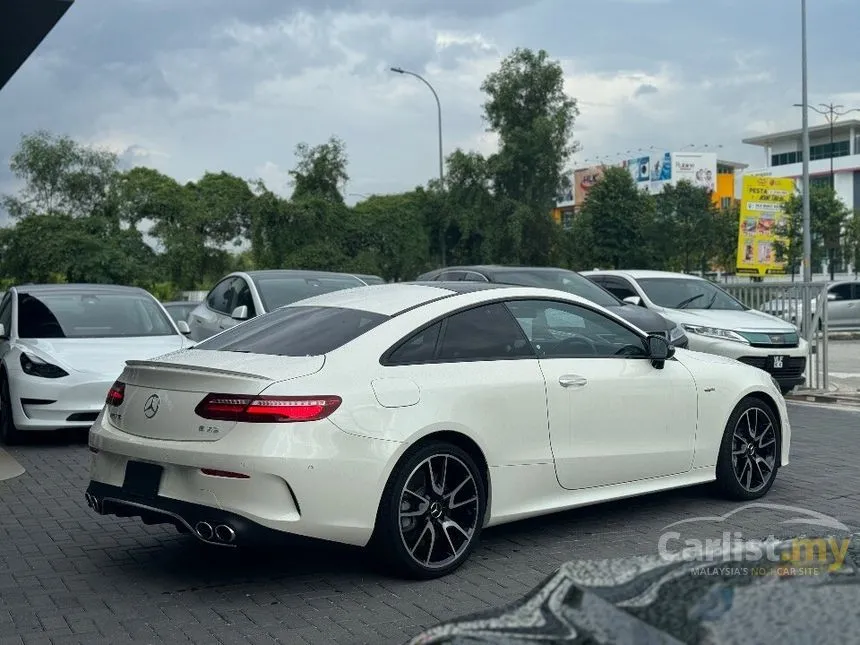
[{"left": 742, "top": 118, "right": 860, "bottom": 209}]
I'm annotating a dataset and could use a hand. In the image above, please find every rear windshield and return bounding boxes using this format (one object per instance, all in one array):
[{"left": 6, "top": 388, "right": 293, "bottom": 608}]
[
  {"left": 195, "top": 306, "right": 388, "bottom": 355},
  {"left": 252, "top": 275, "right": 364, "bottom": 311},
  {"left": 491, "top": 269, "right": 620, "bottom": 307}
]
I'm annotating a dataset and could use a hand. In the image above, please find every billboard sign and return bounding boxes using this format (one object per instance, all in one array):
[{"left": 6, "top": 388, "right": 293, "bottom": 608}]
[
  {"left": 625, "top": 156, "right": 651, "bottom": 191},
  {"left": 649, "top": 151, "right": 673, "bottom": 194},
  {"left": 735, "top": 176, "right": 796, "bottom": 276},
  {"left": 556, "top": 172, "right": 575, "bottom": 207},
  {"left": 671, "top": 152, "right": 717, "bottom": 192},
  {"left": 574, "top": 166, "right": 604, "bottom": 205}
]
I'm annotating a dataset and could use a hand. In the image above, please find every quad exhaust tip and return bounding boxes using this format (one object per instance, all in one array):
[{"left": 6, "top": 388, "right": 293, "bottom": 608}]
[
  {"left": 84, "top": 493, "right": 102, "bottom": 513},
  {"left": 195, "top": 521, "right": 236, "bottom": 544}
]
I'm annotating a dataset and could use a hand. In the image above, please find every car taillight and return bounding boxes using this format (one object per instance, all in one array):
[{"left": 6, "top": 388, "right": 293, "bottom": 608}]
[
  {"left": 194, "top": 394, "right": 342, "bottom": 423},
  {"left": 106, "top": 381, "right": 125, "bottom": 406}
]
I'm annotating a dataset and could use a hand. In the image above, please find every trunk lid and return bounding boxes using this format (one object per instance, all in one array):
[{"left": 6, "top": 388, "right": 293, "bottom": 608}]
[{"left": 110, "top": 349, "right": 325, "bottom": 441}]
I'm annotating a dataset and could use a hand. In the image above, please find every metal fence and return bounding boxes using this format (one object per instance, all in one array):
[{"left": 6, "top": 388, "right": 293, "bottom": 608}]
[{"left": 723, "top": 281, "right": 829, "bottom": 391}]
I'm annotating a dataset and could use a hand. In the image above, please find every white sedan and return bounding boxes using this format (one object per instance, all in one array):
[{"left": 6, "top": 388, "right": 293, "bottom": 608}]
[
  {"left": 0, "top": 284, "right": 194, "bottom": 444},
  {"left": 85, "top": 282, "right": 790, "bottom": 579}
]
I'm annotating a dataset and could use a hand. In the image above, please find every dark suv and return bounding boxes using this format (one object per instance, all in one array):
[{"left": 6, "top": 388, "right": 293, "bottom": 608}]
[{"left": 415, "top": 265, "right": 688, "bottom": 348}]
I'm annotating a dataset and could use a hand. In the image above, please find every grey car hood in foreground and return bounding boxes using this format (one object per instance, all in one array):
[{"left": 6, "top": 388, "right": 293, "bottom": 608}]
[{"left": 409, "top": 534, "right": 859, "bottom": 644}]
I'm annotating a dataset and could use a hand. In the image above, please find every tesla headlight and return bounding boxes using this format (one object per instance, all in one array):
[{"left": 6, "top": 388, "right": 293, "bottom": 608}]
[
  {"left": 669, "top": 324, "right": 686, "bottom": 342},
  {"left": 681, "top": 324, "right": 749, "bottom": 344},
  {"left": 20, "top": 353, "right": 69, "bottom": 378}
]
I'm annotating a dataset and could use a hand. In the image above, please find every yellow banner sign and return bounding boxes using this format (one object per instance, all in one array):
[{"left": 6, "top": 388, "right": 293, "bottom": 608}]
[{"left": 735, "top": 176, "right": 795, "bottom": 276}]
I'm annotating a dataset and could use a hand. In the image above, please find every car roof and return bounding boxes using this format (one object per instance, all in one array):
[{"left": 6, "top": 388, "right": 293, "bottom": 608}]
[
  {"left": 280, "top": 281, "right": 516, "bottom": 316},
  {"left": 582, "top": 269, "right": 705, "bottom": 281},
  {"left": 429, "top": 265, "right": 576, "bottom": 275},
  {"left": 241, "top": 270, "right": 364, "bottom": 281},
  {"left": 13, "top": 283, "right": 152, "bottom": 295}
]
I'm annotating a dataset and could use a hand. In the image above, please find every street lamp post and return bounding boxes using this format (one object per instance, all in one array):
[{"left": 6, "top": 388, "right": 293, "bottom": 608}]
[
  {"left": 390, "top": 66, "right": 446, "bottom": 266},
  {"left": 801, "top": 0, "right": 811, "bottom": 284}
]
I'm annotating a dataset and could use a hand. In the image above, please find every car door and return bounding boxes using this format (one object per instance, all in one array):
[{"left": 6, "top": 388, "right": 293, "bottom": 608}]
[
  {"left": 381, "top": 302, "right": 551, "bottom": 468},
  {"left": 504, "top": 298, "right": 697, "bottom": 490},
  {"left": 189, "top": 277, "right": 237, "bottom": 340},
  {"left": 826, "top": 283, "right": 860, "bottom": 328}
]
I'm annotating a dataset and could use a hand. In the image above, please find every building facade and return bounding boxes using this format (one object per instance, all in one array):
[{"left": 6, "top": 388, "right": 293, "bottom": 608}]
[
  {"left": 741, "top": 118, "right": 860, "bottom": 209},
  {"left": 552, "top": 152, "right": 746, "bottom": 229}
]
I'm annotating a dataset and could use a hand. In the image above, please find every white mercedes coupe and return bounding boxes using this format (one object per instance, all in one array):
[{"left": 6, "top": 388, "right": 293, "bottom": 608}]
[
  {"left": 85, "top": 282, "right": 790, "bottom": 579},
  {"left": 0, "top": 284, "right": 194, "bottom": 444}
]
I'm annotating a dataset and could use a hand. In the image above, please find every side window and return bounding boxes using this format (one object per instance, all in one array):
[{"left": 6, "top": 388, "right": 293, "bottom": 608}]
[
  {"left": 0, "top": 294, "right": 11, "bottom": 337},
  {"left": 437, "top": 271, "right": 466, "bottom": 281},
  {"left": 207, "top": 278, "right": 236, "bottom": 313},
  {"left": 233, "top": 279, "right": 257, "bottom": 317},
  {"left": 463, "top": 272, "right": 489, "bottom": 282},
  {"left": 505, "top": 299, "right": 648, "bottom": 359},
  {"left": 853, "top": 283, "right": 860, "bottom": 300},
  {"left": 387, "top": 322, "right": 442, "bottom": 365},
  {"left": 829, "top": 284, "right": 853, "bottom": 301},
  {"left": 601, "top": 277, "right": 638, "bottom": 301},
  {"left": 437, "top": 303, "right": 533, "bottom": 361}
]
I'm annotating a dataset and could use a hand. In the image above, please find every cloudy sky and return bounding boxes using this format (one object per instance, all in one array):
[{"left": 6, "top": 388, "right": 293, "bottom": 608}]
[{"left": 1, "top": 0, "right": 858, "bottom": 217}]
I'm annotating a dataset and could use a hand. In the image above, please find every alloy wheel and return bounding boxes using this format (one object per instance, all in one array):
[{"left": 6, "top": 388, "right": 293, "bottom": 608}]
[
  {"left": 397, "top": 453, "right": 480, "bottom": 570},
  {"left": 731, "top": 406, "right": 777, "bottom": 493}
]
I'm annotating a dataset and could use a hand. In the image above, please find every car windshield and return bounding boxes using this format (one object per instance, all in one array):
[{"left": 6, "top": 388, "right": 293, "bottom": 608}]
[
  {"left": 491, "top": 269, "right": 621, "bottom": 308},
  {"left": 636, "top": 278, "right": 746, "bottom": 311},
  {"left": 253, "top": 275, "right": 364, "bottom": 311},
  {"left": 17, "top": 291, "right": 176, "bottom": 338},
  {"left": 195, "top": 305, "right": 388, "bottom": 355}
]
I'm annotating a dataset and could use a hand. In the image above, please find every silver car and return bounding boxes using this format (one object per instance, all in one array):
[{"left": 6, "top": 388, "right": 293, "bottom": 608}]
[
  {"left": 187, "top": 270, "right": 369, "bottom": 342},
  {"left": 760, "top": 280, "right": 860, "bottom": 330}
]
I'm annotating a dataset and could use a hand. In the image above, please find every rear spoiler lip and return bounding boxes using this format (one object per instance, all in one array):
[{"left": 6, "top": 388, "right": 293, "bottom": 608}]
[{"left": 123, "top": 359, "right": 271, "bottom": 381}]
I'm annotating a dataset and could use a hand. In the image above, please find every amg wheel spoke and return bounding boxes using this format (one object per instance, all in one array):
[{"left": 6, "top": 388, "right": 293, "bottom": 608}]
[
  {"left": 403, "top": 488, "right": 428, "bottom": 505},
  {"left": 744, "top": 458, "right": 753, "bottom": 489},
  {"left": 427, "top": 457, "right": 444, "bottom": 496},
  {"left": 450, "top": 494, "right": 478, "bottom": 510},
  {"left": 445, "top": 476, "right": 472, "bottom": 503},
  {"left": 443, "top": 518, "right": 471, "bottom": 540},
  {"left": 409, "top": 520, "right": 433, "bottom": 557}
]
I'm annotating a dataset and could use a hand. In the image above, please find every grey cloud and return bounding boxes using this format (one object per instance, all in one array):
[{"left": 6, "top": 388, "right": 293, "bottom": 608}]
[{"left": 635, "top": 83, "right": 658, "bottom": 96}]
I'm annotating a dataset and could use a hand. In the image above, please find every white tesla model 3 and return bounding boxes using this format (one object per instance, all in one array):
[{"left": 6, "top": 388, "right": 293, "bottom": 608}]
[
  {"left": 0, "top": 284, "right": 194, "bottom": 444},
  {"left": 85, "top": 282, "right": 790, "bottom": 579}
]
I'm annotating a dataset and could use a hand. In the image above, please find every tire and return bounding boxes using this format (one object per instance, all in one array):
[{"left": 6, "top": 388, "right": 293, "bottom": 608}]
[
  {"left": 715, "top": 397, "right": 780, "bottom": 501},
  {"left": 371, "top": 441, "right": 486, "bottom": 579},
  {"left": 0, "top": 373, "right": 22, "bottom": 446}
]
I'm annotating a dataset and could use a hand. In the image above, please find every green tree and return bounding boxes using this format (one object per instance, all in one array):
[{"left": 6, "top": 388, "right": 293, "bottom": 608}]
[
  {"left": 577, "top": 166, "right": 654, "bottom": 269},
  {"left": 776, "top": 184, "right": 848, "bottom": 280},
  {"left": 712, "top": 203, "right": 740, "bottom": 275},
  {"left": 1, "top": 130, "right": 120, "bottom": 221},
  {"left": 654, "top": 181, "right": 718, "bottom": 273},
  {"left": 481, "top": 48, "right": 579, "bottom": 212},
  {"left": 289, "top": 136, "right": 349, "bottom": 203},
  {"left": 844, "top": 209, "right": 860, "bottom": 278}
]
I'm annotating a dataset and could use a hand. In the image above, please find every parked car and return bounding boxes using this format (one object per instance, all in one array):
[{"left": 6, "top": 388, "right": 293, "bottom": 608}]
[
  {"left": 415, "top": 265, "right": 688, "bottom": 347},
  {"left": 583, "top": 270, "right": 809, "bottom": 393},
  {"left": 86, "top": 281, "right": 788, "bottom": 579},
  {"left": 0, "top": 284, "right": 193, "bottom": 444},
  {"left": 161, "top": 301, "right": 197, "bottom": 328},
  {"left": 760, "top": 280, "right": 860, "bottom": 330},
  {"left": 187, "top": 270, "right": 368, "bottom": 341}
]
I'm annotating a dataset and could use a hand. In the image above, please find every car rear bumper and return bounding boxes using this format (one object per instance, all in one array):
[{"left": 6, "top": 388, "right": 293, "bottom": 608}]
[{"left": 85, "top": 410, "right": 402, "bottom": 547}]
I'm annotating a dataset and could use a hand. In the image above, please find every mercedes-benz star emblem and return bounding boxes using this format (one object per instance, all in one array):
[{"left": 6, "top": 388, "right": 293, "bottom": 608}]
[{"left": 143, "top": 394, "right": 160, "bottom": 419}]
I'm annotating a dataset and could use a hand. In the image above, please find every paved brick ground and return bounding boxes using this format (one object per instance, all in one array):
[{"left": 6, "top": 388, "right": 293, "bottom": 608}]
[{"left": 1, "top": 402, "right": 858, "bottom": 645}]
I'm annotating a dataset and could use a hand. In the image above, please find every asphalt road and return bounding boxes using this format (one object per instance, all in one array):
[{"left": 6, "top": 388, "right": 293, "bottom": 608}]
[{"left": 1, "top": 402, "right": 859, "bottom": 645}]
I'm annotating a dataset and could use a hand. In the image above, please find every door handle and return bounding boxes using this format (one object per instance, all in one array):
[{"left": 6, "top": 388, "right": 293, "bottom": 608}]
[{"left": 559, "top": 374, "right": 588, "bottom": 388}]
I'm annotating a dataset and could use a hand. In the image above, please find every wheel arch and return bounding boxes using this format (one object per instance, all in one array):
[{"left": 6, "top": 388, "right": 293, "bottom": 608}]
[{"left": 373, "top": 428, "right": 493, "bottom": 531}]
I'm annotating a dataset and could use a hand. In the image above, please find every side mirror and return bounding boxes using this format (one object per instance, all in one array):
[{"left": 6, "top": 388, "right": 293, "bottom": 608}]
[
  {"left": 176, "top": 320, "right": 190, "bottom": 335},
  {"left": 647, "top": 334, "right": 674, "bottom": 369},
  {"left": 827, "top": 293, "right": 837, "bottom": 301},
  {"left": 0, "top": 323, "right": 6, "bottom": 338},
  {"left": 231, "top": 305, "right": 249, "bottom": 320},
  {"left": 623, "top": 295, "right": 642, "bottom": 306}
]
